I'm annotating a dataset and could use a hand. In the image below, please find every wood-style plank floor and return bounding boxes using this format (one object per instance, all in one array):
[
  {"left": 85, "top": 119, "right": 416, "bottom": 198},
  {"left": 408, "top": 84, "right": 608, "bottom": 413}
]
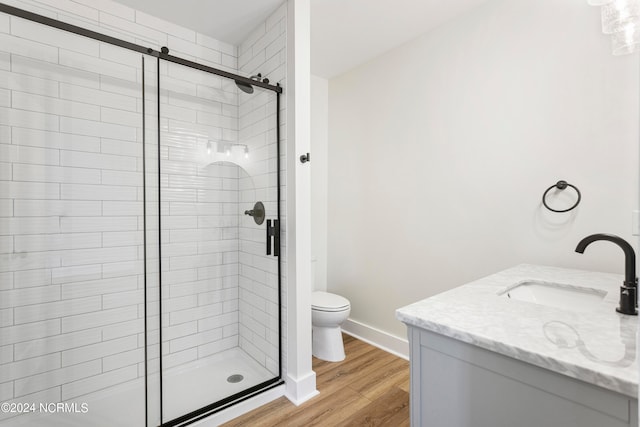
[{"left": 221, "top": 335, "right": 410, "bottom": 427}]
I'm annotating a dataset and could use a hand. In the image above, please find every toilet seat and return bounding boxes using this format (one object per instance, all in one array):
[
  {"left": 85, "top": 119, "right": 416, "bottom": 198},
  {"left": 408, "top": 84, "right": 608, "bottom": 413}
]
[{"left": 312, "top": 291, "right": 350, "bottom": 312}]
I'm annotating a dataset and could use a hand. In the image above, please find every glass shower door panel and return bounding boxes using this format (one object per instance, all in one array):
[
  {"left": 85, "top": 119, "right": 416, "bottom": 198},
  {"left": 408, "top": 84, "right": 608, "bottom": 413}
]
[
  {"left": 0, "top": 15, "right": 149, "bottom": 427},
  {"left": 158, "top": 62, "right": 280, "bottom": 422},
  {"left": 237, "top": 83, "right": 280, "bottom": 381}
]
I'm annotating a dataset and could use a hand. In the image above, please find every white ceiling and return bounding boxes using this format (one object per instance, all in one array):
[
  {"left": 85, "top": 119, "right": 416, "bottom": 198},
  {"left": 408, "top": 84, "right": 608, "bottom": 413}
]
[
  {"left": 112, "top": 0, "right": 490, "bottom": 79},
  {"left": 310, "top": 0, "right": 491, "bottom": 79},
  {"left": 112, "top": 0, "right": 284, "bottom": 45}
]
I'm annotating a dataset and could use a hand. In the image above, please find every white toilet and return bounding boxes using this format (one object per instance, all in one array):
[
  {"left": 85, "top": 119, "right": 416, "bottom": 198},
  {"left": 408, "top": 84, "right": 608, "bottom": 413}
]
[{"left": 311, "top": 291, "right": 351, "bottom": 362}]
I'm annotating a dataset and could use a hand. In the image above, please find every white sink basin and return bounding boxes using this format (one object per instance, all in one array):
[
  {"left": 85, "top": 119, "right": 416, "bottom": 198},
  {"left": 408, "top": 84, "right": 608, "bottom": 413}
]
[{"left": 499, "top": 280, "right": 607, "bottom": 312}]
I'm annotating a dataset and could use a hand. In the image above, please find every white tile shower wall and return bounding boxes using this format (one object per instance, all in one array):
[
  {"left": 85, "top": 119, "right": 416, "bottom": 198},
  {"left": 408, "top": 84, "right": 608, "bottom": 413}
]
[
  {"left": 158, "top": 60, "right": 241, "bottom": 370},
  {"left": 238, "top": 3, "right": 287, "bottom": 376},
  {"left": 0, "top": 0, "right": 299, "bottom": 416},
  {"left": 0, "top": 13, "right": 147, "bottom": 415}
]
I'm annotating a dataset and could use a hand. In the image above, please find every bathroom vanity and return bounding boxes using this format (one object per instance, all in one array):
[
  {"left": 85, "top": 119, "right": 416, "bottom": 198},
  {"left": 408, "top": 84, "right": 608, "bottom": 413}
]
[{"left": 396, "top": 265, "right": 638, "bottom": 427}]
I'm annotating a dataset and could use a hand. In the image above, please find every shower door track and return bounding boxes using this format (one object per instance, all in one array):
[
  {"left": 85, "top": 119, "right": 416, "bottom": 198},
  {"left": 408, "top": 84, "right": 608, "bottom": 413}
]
[
  {"left": 0, "top": 3, "right": 283, "bottom": 94},
  {"left": 162, "top": 378, "right": 283, "bottom": 427},
  {"left": 0, "top": 3, "right": 285, "bottom": 427}
]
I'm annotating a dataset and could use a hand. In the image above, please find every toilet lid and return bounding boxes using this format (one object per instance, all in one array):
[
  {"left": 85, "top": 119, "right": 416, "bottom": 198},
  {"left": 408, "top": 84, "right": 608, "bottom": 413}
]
[{"left": 312, "top": 291, "right": 350, "bottom": 312}]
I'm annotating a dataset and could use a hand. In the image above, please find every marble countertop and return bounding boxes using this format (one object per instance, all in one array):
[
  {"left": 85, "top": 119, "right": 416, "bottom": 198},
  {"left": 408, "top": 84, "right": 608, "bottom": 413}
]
[{"left": 395, "top": 264, "right": 638, "bottom": 397}]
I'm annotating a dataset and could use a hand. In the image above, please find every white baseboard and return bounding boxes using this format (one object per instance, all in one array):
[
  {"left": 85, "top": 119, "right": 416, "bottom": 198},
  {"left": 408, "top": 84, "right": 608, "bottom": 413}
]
[
  {"left": 285, "top": 370, "right": 320, "bottom": 406},
  {"left": 341, "top": 318, "right": 409, "bottom": 360},
  {"left": 193, "top": 384, "right": 285, "bottom": 426}
]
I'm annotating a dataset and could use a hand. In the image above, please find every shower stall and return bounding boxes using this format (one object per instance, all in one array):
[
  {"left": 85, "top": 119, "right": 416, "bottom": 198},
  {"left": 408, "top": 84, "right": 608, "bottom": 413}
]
[{"left": 0, "top": 3, "right": 284, "bottom": 426}]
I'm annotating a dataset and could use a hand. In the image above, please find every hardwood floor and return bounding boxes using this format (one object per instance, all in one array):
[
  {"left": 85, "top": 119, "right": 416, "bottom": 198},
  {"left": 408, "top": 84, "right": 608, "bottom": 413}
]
[{"left": 221, "top": 335, "right": 410, "bottom": 427}]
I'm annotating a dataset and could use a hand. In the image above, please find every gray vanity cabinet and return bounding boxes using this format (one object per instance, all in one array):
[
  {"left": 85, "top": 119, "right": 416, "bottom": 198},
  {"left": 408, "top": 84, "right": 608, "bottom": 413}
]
[{"left": 408, "top": 327, "right": 638, "bottom": 427}]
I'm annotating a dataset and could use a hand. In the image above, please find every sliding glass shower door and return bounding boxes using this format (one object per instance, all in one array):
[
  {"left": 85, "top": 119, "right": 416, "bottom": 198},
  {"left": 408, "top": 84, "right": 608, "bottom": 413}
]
[
  {"left": 157, "top": 59, "right": 281, "bottom": 424},
  {"left": 0, "top": 12, "right": 156, "bottom": 426},
  {"left": 0, "top": 6, "right": 282, "bottom": 427}
]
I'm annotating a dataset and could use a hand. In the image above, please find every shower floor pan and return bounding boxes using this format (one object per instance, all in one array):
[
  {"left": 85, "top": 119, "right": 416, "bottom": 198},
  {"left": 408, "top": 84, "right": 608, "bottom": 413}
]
[{"left": 5, "top": 347, "right": 274, "bottom": 427}]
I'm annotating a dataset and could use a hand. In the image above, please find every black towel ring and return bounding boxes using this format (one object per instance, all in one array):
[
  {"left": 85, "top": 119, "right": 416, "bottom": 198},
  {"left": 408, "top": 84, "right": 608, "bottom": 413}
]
[{"left": 542, "top": 180, "right": 581, "bottom": 213}]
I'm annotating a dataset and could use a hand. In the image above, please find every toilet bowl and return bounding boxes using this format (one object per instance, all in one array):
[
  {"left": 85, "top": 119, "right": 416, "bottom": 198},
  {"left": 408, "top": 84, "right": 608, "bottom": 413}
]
[{"left": 311, "top": 291, "right": 351, "bottom": 362}]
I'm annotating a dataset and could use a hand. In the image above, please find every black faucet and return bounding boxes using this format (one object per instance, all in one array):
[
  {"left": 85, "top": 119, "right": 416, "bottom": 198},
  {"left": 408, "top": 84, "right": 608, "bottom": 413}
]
[{"left": 575, "top": 233, "right": 638, "bottom": 315}]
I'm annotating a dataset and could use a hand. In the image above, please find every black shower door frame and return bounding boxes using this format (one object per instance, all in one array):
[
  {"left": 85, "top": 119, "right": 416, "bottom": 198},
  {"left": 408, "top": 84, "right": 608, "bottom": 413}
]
[{"left": 154, "top": 56, "right": 284, "bottom": 427}]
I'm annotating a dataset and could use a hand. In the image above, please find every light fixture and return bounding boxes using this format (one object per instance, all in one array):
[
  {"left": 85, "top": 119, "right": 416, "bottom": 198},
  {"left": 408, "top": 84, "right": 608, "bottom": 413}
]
[
  {"left": 601, "top": 0, "right": 640, "bottom": 34},
  {"left": 612, "top": 21, "right": 640, "bottom": 54},
  {"left": 206, "top": 142, "right": 249, "bottom": 162},
  {"left": 587, "top": 0, "right": 640, "bottom": 55}
]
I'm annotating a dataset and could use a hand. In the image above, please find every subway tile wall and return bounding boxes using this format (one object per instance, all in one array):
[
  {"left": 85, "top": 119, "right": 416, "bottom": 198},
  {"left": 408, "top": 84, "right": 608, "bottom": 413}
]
[
  {"left": 157, "top": 57, "right": 243, "bottom": 373},
  {"left": 0, "top": 30, "right": 146, "bottom": 418},
  {"left": 0, "top": 0, "right": 287, "bottom": 417},
  {"left": 237, "top": 7, "right": 287, "bottom": 376}
]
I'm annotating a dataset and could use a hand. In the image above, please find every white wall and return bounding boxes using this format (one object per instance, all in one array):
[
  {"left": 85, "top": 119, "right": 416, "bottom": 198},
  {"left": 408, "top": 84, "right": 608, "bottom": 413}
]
[
  {"left": 327, "top": 0, "right": 640, "bottom": 338},
  {"left": 311, "top": 74, "right": 328, "bottom": 292}
]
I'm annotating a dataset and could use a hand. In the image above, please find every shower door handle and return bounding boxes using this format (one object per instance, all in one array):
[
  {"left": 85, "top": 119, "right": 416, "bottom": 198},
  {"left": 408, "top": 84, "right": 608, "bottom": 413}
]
[
  {"left": 266, "top": 219, "right": 279, "bottom": 257},
  {"left": 273, "top": 220, "right": 280, "bottom": 257}
]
